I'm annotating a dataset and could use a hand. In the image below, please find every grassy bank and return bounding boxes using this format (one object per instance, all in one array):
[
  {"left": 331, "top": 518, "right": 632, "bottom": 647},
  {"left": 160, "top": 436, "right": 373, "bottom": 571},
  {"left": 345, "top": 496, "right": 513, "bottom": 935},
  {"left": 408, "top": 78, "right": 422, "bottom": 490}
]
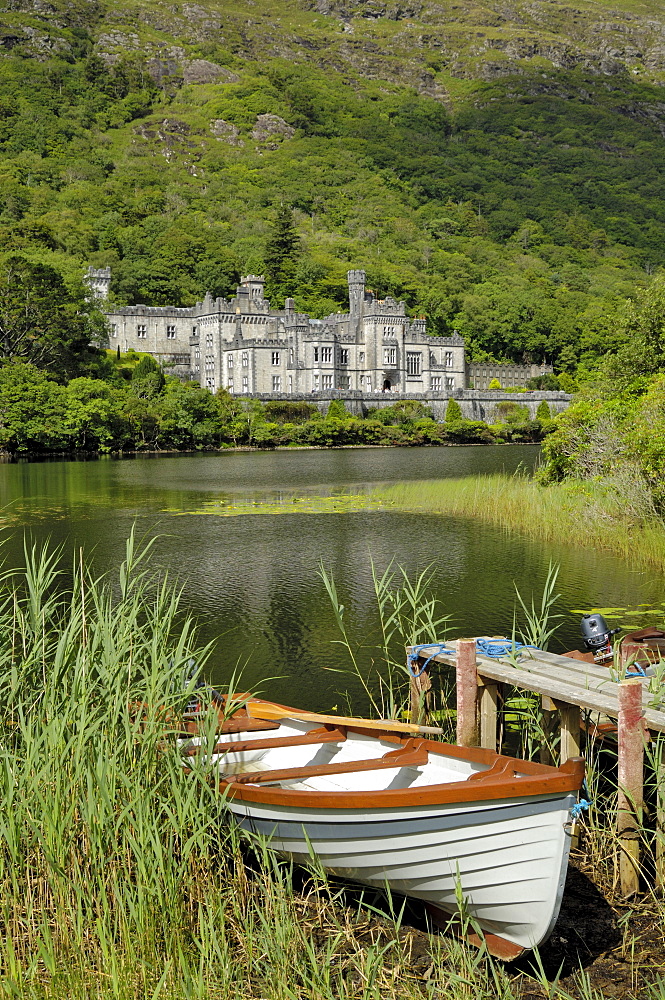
[
  {"left": 3, "top": 534, "right": 663, "bottom": 998},
  {"left": 378, "top": 474, "right": 665, "bottom": 571}
]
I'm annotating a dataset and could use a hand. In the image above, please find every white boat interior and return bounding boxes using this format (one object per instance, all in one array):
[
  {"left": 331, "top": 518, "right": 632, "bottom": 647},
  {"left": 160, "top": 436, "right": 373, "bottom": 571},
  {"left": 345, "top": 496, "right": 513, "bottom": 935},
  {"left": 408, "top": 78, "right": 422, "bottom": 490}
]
[{"left": 182, "top": 720, "right": 531, "bottom": 793}]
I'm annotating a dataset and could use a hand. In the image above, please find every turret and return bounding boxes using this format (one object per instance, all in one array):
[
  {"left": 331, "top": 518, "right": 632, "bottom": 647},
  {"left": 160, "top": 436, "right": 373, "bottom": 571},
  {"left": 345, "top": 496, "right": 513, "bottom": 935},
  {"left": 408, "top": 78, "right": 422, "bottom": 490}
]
[
  {"left": 240, "top": 274, "right": 266, "bottom": 302},
  {"left": 85, "top": 266, "right": 111, "bottom": 301},
  {"left": 347, "top": 269, "right": 366, "bottom": 317}
]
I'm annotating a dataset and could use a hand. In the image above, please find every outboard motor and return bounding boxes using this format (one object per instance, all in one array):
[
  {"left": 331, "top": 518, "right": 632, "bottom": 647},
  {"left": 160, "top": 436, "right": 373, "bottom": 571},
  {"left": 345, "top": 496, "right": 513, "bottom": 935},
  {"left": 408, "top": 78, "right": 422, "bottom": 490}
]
[{"left": 581, "top": 613, "right": 619, "bottom": 657}]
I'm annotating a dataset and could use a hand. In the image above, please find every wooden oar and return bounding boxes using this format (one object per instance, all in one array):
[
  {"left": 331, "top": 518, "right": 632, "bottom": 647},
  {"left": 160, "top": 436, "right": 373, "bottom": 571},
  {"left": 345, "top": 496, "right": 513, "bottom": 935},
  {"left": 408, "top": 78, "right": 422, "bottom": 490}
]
[{"left": 246, "top": 702, "right": 444, "bottom": 736}]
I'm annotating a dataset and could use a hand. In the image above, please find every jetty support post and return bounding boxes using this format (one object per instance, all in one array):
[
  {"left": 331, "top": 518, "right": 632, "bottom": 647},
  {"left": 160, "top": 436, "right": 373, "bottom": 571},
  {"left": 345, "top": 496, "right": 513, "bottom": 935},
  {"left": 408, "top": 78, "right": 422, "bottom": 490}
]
[
  {"left": 479, "top": 679, "right": 499, "bottom": 751},
  {"left": 409, "top": 654, "right": 432, "bottom": 727},
  {"left": 617, "top": 678, "right": 647, "bottom": 897},
  {"left": 556, "top": 700, "right": 581, "bottom": 764},
  {"left": 457, "top": 639, "right": 479, "bottom": 747}
]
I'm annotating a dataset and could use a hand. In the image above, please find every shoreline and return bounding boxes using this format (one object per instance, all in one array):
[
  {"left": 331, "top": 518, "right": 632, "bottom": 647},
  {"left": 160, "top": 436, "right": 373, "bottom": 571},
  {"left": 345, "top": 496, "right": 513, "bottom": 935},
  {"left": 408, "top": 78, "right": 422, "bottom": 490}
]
[
  {"left": 0, "top": 441, "right": 538, "bottom": 463},
  {"left": 377, "top": 474, "right": 665, "bottom": 572}
]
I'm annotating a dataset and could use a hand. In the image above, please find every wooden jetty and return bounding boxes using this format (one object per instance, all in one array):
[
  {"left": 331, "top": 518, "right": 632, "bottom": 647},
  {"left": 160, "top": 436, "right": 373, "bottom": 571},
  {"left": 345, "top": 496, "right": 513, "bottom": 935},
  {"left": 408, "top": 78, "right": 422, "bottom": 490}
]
[{"left": 407, "top": 638, "right": 665, "bottom": 897}]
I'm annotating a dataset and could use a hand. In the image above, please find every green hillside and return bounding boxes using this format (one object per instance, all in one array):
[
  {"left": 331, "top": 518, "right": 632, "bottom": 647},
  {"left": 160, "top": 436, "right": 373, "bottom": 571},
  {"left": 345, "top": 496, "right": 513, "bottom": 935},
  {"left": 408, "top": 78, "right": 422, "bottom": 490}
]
[{"left": 2, "top": 0, "right": 665, "bottom": 367}]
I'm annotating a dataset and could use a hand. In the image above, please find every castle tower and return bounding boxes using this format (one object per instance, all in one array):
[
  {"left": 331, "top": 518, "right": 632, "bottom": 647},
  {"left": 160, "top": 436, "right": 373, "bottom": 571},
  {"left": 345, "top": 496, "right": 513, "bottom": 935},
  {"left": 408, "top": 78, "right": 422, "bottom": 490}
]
[
  {"left": 347, "top": 269, "right": 366, "bottom": 317},
  {"left": 85, "top": 266, "right": 111, "bottom": 301},
  {"left": 240, "top": 274, "right": 266, "bottom": 302}
]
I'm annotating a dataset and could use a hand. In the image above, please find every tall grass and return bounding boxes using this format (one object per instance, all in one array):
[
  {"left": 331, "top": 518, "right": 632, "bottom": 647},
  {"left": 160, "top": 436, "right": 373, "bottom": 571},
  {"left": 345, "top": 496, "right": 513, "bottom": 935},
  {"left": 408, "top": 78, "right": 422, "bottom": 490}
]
[
  {"left": 1, "top": 535, "right": 657, "bottom": 998},
  {"left": 0, "top": 532, "right": 549, "bottom": 999},
  {"left": 377, "top": 475, "right": 665, "bottom": 570}
]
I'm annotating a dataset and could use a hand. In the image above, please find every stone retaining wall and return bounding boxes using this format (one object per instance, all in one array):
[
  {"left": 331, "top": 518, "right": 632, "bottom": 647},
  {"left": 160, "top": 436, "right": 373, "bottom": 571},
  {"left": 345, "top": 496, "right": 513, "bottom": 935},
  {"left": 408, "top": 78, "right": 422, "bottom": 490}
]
[{"left": 244, "top": 390, "right": 571, "bottom": 421}]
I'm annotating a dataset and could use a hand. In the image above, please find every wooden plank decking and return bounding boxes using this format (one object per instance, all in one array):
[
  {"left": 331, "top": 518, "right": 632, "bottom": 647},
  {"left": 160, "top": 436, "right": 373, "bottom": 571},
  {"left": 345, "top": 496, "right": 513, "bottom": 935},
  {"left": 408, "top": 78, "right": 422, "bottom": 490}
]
[{"left": 407, "top": 640, "right": 665, "bottom": 732}]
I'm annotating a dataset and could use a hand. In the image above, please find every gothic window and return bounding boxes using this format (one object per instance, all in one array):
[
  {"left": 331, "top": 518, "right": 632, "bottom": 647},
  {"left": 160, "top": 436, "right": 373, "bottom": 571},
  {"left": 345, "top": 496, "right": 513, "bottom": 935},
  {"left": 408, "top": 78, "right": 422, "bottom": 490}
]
[
  {"left": 359, "top": 351, "right": 365, "bottom": 363},
  {"left": 271, "top": 351, "right": 280, "bottom": 365},
  {"left": 406, "top": 352, "right": 421, "bottom": 376},
  {"left": 227, "top": 378, "right": 233, "bottom": 392},
  {"left": 366, "top": 377, "right": 372, "bottom": 391},
  {"left": 206, "top": 332, "right": 213, "bottom": 347},
  {"left": 288, "top": 375, "right": 293, "bottom": 392},
  {"left": 137, "top": 324, "right": 147, "bottom": 339},
  {"left": 289, "top": 348, "right": 294, "bottom": 363},
  {"left": 242, "top": 376, "right": 249, "bottom": 392},
  {"left": 322, "top": 374, "right": 333, "bottom": 389},
  {"left": 339, "top": 375, "right": 350, "bottom": 389},
  {"left": 444, "top": 351, "right": 453, "bottom": 368},
  {"left": 242, "top": 351, "right": 249, "bottom": 367},
  {"left": 227, "top": 354, "right": 233, "bottom": 368},
  {"left": 192, "top": 326, "right": 198, "bottom": 338},
  {"left": 339, "top": 348, "right": 348, "bottom": 365},
  {"left": 313, "top": 346, "right": 319, "bottom": 362},
  {"left": 383, "top": 347, "right": 396, "bottom": 366},
  {"left": 321, "top": 346, "right": 332, "bottom": 363},
  {"left": 110, "top": 323, "right": 117, "bottom": 338},
  {"left": 272, "top": 375, "right": 282, "bottom": 391},
  {"left": 195, "top": 348, "right": 200, "bottom": 359},
  {"left": 431, "top": 376, "right": 442, "bottom": 391},
  {"left": 446, "top": 377, "right": 454, "bottom": 390},
  {"left": 166, "top": 325, "right": 176, "bottom": 340},
  {"left": 314, "top": 373, "right": 320, "bottom": 389}
]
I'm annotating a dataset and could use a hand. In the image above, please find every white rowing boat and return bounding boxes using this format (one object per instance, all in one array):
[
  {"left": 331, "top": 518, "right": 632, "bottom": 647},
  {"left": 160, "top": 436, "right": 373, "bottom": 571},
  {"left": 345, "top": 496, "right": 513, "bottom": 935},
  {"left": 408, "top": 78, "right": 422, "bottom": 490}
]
[{"left": 182, "top": 697, "right": 585, "bottom": 959}]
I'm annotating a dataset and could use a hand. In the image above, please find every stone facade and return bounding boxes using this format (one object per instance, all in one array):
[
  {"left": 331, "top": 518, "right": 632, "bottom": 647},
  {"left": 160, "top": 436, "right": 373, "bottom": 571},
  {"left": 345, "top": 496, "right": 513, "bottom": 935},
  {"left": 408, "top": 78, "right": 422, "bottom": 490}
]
[
  {"left": 99, "top": 270, "right": 467, "bottom": 394},
  {"left": 467, "top": 361, "right": 553, "bottom": 390}
]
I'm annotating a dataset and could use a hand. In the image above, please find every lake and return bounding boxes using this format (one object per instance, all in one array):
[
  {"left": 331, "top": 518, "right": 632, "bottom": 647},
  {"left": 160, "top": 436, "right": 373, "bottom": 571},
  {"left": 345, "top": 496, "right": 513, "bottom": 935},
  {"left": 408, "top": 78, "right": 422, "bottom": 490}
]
[{"left": 0, "top": 446, "right": 661, "bottom": 711}]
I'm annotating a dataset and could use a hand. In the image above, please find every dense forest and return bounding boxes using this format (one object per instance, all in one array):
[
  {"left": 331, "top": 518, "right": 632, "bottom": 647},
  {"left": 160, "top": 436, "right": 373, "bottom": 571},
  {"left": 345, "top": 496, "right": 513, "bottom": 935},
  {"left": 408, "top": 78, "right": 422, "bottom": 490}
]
[{"left": 1, "top": 0, "right": 665, "bottom": 374}]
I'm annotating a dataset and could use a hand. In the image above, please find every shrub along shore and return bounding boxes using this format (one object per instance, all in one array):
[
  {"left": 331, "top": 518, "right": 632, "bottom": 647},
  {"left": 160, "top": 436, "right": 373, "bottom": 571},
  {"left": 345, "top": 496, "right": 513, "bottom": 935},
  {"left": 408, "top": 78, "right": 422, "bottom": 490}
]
[{"left": 0, "top": 359, "right": 550, "bottom": 457}]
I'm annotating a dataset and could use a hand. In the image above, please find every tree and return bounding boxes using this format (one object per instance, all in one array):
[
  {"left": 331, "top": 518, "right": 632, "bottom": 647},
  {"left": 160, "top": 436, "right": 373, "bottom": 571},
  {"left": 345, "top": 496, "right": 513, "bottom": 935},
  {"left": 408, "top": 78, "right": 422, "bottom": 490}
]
[
  {"left": 326, "top": 399, "right": 348, "bottom": 420},
  {"left": 0, "top": 361, "right": 67, "bottom": 453},
  {"left": 0, "top": 256, "right": 104, "bottom": 378},
  {"left": 264, "top": 205, "right": 301, "bottom": 300},
  {"left": 131, "top": 354, "right": 165, "bottom": 399},
  {"left": 527, "top": 374, "right": 560, "bottom": 391},
  {"left": 445, "top": 397, "right": 462, "bottom": 422},
  {"left": 536, "top": 400, "right": 552, "bottom": 420},
  {"left": 488, "top": 378, "right": 502, "bottom": 390}
]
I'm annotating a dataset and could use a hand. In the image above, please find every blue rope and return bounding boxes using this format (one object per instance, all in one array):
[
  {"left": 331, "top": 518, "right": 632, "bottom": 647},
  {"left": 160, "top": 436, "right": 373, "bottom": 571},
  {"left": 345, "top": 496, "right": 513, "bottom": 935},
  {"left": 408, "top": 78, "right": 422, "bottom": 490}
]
[
  {"left": 474, "top": 637, "right": 540, "bottom": 659},
  {"left": 408, "top": 642, "right": 456, "bottom": 678},
  {"left": 408, "top": 638, "right": 540, "bottom": 676},
  {"left": 571, "top": 779, "right": 593, "bottom": 820}
]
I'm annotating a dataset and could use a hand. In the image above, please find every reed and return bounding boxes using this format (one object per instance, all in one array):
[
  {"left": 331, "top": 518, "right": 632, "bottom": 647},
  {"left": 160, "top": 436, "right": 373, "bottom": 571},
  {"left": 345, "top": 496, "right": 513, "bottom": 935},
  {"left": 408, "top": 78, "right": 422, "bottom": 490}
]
[
  {"left": 377, "top": 475, "right": 665, "bottom": 570},
  {"left": 0, "top": 532, "right": 536, "bottom": 1000},
  {"left": 2, "top": 536, "right": 658, "bottom": 998}
]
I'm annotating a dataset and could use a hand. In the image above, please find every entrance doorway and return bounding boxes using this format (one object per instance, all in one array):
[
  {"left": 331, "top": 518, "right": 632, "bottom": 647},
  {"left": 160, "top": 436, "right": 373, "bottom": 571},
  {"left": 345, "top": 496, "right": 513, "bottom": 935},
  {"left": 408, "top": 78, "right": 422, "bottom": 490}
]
[{"left": 382, "top": 379, "right": 391, "bottom": 391}]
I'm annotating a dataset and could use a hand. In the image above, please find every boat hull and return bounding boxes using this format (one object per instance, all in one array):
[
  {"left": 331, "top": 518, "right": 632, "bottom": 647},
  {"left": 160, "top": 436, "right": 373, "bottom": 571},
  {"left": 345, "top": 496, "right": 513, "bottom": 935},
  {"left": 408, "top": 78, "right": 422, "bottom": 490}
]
[{"left": 227, "top": 789, "right": 575, "bottom": 954}]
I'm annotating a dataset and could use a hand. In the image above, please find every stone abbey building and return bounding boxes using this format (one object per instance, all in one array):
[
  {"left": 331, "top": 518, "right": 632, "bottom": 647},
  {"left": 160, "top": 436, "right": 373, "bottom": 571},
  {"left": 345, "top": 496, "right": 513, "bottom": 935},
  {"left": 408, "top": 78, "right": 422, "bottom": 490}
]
[{"left": 92, "top": 268, "right": 467, "bottom": 395}]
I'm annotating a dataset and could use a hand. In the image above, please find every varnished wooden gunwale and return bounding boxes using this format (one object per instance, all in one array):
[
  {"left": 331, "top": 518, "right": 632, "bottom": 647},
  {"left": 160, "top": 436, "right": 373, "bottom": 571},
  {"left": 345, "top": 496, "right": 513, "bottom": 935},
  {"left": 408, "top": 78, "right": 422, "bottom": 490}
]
[{"left": 215, "top": 697, "right": 585, "bottom": 810}]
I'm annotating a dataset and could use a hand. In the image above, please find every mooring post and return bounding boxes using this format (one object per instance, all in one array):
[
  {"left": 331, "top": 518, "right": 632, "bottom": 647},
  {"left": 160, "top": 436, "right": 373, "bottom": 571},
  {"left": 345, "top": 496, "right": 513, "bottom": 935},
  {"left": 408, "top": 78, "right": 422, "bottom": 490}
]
[
  {"left": 457, "top": 638, "right": 479, "bottom": 747},
  {"left": 617, "top": 678, "right": 646, "bottom": 897}
]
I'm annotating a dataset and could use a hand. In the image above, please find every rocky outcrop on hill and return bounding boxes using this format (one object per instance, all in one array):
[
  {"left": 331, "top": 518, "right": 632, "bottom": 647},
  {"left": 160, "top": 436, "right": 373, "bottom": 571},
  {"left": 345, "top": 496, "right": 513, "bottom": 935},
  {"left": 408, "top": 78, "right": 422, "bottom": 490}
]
[{"left": 2, "top": 0, "right": 665, "bottom": 90}]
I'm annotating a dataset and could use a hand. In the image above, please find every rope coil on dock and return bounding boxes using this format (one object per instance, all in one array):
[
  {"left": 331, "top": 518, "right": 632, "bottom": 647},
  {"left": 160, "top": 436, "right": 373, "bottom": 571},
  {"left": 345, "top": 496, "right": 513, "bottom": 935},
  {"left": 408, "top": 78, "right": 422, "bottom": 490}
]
[{"left": 408, "top": 638, "right": 539, "bottom": 676}]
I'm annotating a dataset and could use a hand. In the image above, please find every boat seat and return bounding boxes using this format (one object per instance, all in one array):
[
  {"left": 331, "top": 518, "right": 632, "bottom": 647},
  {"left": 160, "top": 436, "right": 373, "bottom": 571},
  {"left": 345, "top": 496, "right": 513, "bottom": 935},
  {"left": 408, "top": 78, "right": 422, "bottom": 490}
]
[
  {"left": 182, "top": 717, "right": 281, "bottom": 736},
  {"left": 184, "top": 726, "right": 347, "bottom": 757},
  {"left": 221, "top": 738, "right": 429, "bottom": 786}
]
